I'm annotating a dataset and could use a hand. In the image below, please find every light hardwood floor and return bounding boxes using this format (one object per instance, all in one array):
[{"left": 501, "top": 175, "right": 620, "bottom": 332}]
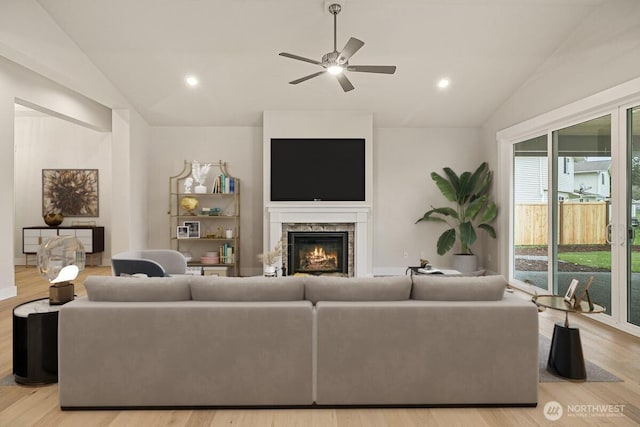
[{"left": 1, "top": 267, "right": 639, "bottom": 426}]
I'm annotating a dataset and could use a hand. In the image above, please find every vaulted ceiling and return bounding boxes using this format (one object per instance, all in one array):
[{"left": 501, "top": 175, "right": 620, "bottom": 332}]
[{"left": 37, "top": 0, "right": 606, "bottom": 127}]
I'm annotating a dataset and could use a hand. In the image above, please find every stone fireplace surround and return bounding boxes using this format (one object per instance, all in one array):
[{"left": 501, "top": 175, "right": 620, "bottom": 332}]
[{"left": 266, "top": 206, "right": 372, "bottom": 277}]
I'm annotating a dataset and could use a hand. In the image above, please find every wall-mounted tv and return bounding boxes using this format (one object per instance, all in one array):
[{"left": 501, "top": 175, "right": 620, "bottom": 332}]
[{"left": 270, "top": 138, "right": 365, "bottom": 202}]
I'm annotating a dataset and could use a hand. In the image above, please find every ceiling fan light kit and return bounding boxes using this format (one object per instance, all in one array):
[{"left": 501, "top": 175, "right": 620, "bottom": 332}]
[{"left": 279, "top": 2, "right": 396, "bottom": 92}]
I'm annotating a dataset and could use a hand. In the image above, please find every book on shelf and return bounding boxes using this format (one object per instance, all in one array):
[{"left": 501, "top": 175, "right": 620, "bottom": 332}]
[
  {"left": 220, "top": 243, "right": 234, "bottom": 264},
  {"left": 210, "top": 174, "right": 235, "bottom": 194},
  {"left": 211, "top": 176, "right": 219, "bottom": 193}
]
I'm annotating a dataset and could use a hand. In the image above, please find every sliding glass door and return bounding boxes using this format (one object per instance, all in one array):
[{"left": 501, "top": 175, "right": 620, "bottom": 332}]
[
  {"left": 628, "top": 106, "right": 640, "bottom": 326},
  {"left": 506, "top": 90, "right": 640, "bottom": 335},
  {"left": 513, "top": 136, "right": 548, "bottom": 291},
  {"left": 553, "top": 115, "right": 612, "bottom": 314}
]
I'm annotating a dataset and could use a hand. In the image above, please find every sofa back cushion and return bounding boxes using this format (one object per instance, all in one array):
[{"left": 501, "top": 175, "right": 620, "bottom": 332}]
[
  {"left": 411, "top": 275, "right": 506, "bottom": 301},
  {"left": 84, "top": 276, "right": 191, "bottom": 301},
  {"left": 190, "top": 276, "right": 305, "bottom": 301},
  {"left": 304, "top": 276, "right": 412, "bottom": 304}
]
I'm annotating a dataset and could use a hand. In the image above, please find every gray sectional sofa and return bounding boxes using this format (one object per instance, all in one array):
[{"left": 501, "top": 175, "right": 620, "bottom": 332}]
[{"left": 58, "top": 274, "right": 539, "bottom": 409}]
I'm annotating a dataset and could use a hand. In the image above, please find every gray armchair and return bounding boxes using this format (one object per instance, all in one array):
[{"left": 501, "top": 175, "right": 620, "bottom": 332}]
[{"left": 111, "top": 250, "right": 187, "bottom": 277}]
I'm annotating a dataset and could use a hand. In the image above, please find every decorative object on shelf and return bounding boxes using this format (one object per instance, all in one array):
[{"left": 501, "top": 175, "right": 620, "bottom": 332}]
[
  {"left": 177, "top": 226, "right": 189, "bottom": 239},
  {"left": 225, "top": 228, "right": 233, "bottom": 238},
  {"left": 258, "top": 239, "right": 282, "bottom": 276},
  {"left": 37, "top": 235, "right": 85, "bottom": 305},
  {"left": 71, "top": 220, "right": 96, "bottom": 227},
  {"left": 180, "top": 196, "right": 199, "bottom": 215},
  {"left": 184, "top": 221, "right": 200, "bottom": 238},
  {"left": 200, "top": 251, "right": 220, "bottom": 265},
  {"left": 415, "top": 162, "right": 497, "bottom": 273},
  {"left": 43, "top": 211, "right": 64, "bottom": 227},
  {"left": 183, "top": 177, "right": 193, "bottom": 194},
  {"left": 42, "top": 169, "right": 99, "bottom": 217},
  {"left": 191, "top": 160, "right": 212, "bottom": 194}
]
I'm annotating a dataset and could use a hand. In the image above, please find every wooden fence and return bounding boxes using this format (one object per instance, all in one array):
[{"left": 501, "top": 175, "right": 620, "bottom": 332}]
[{"left": 514, "top": 201, "right": 609, "bottom": 245}]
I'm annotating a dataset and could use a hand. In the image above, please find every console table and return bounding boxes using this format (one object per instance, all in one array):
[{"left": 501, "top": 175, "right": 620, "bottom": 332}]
[
  {"left": 22, "top": 226, "right": 105, "bottom": 267},
  {"left": 13, "top": 298, "right": 63, "bottom": 384},
  {"left": 532, "top": 294, "right": 605, "bottom": 380}
]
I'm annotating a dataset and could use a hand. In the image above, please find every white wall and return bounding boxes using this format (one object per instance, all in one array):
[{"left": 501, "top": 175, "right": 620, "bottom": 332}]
[
  {"left": 148, "top": 127, "right": 263, "bottom": 276},
  {"left": 148, "top": 124, "right": 487, "bottom": 277},
  {"left": 0, "top": 56, "right": 117, "bottom": 299},
  {"left": 0, "top": 0, "right": 151, "bottom": 299},
  {"left": 482, "top": 0, "right": 640, "bottom": 274},
  {"left": 373, "top": 127, "right": 485, "bottom": 275},
  {"left": 0, "top": 0, "right": 134, "bottom": 113},
  {"left": 14, "top": 111, "right": 112, "bottom": 264}
]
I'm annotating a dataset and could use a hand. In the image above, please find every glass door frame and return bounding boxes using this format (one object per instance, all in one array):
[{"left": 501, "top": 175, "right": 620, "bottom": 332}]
[{"left": 497, "top": 80, "right": 640, "bottom": 337}]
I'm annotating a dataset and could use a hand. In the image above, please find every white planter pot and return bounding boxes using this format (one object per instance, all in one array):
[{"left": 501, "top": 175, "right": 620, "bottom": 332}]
[
  {"left": 264, "top": 265, "right": 277, "bottom": 277},
  {"left": 452, "top": 254, "right": 478, "bottom": 274}
]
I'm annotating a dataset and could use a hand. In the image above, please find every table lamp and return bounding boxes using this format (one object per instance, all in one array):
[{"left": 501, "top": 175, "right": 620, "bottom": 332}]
[{"left": 37, "top": 235, "right": 86, "bottom": 305}]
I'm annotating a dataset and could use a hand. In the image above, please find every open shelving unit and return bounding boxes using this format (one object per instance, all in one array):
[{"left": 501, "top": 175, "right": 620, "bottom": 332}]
[{"left": 168, "top": 160, "right": 240, "bottom": 276}]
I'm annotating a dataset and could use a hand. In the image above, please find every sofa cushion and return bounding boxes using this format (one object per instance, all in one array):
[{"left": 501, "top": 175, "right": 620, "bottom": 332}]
[
  {"left": 411, "top": 275, "right": 506, "bottom": 301},
  {"left": 190, "top": 276, "right": 305, "bottom": 301},
  {"left": 304, "top": 276, "right": 412, "bottom": 304},
  {"left": 84, "top": 276, "right": 191, "bottom": 301}
]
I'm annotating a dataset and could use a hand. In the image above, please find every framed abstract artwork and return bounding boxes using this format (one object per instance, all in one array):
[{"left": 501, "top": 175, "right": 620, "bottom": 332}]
[{"left": 42, "top": 169, "right": 99, "bottom": 217}]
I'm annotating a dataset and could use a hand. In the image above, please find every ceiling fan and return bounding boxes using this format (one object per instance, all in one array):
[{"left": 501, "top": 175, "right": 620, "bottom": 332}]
[{"left": 279, "top": 3, "right": 396, "bottom": 92}]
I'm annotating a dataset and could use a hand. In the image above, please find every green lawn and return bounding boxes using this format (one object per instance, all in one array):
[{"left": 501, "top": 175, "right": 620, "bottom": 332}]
[
  {"left": 517, "top": 232, "right": 640, "bottom": 271},
  {"left": 558, "top": 250, "right": 640, "bottom": 271}
]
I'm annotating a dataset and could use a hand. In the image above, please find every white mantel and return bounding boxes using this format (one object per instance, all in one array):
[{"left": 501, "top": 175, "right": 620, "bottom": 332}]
[
  {"left": 266, "top": 204, "right": 372, "bottom": 276},
  {"left": 263, "top": 111, "right": 374, "bottom": 277}
]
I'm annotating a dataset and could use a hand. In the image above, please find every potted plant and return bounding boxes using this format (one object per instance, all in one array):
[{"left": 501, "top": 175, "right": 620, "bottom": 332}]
[
  {"left": 258, "top": 240, "right": 283, "bottom": 276},
  {"left": 415, "top": 162, "right": 497, "bottom": 273}
]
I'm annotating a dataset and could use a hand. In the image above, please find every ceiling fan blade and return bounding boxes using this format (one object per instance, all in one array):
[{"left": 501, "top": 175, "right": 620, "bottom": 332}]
[
  {"left": 279, "top": 52, "right": 321, "bottom": 65},
  {"left": 289, "top": 71, "right": 326, "bottom": 85},
  {"left": 336, "top": 73, "right": 355, "bottom": 92},
  {"left": 347, "top": 65, "right": 397, "bottom": 74},
  {"left": 338, "top": 37, "right": 364, "bottom": 62}
]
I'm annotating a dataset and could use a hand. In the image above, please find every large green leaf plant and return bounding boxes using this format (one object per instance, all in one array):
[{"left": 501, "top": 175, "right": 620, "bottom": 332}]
[{"left": 416, "top": 162, "right": 497, "bottom": 255}]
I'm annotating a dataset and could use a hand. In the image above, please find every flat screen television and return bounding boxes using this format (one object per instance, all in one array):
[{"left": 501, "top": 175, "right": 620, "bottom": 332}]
[{"left": 270, "top": 138, "right": 366, "bottom": 201}]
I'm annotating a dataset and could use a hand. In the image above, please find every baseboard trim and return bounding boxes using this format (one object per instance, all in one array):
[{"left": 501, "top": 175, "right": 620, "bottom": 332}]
[
  {"left": 0, "top": 285, "right": 17, "bottom": 301},
  {"left": 61, "top": 402, "right": 538, "bottom": 411}
]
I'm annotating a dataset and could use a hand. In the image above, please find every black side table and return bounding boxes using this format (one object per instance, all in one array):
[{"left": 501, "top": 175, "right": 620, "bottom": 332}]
[
  {"left": 532, "top": 295, "right": 605, "bottom": 380},
  {"left": 13, "top": 298, "right": 63, "bottom": 385}
]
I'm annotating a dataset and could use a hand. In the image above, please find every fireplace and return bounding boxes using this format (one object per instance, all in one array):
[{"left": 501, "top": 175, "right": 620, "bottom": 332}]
[{"left": 288, "top": 231, "right": 348, "bottom": 275}]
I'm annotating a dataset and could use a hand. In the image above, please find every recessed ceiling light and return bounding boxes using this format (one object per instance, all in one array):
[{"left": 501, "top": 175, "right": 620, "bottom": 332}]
[
  {"left": 437, "top": 78, "right": 450, "bottom": 89},
  {"left": 185, "top": 75, "right": 199, "bottom": 87}
]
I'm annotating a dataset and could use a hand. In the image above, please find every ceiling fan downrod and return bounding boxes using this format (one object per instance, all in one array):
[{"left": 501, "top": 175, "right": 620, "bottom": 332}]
[{"left": 328, "top": 3, "right": 341, "bottom": 53}]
